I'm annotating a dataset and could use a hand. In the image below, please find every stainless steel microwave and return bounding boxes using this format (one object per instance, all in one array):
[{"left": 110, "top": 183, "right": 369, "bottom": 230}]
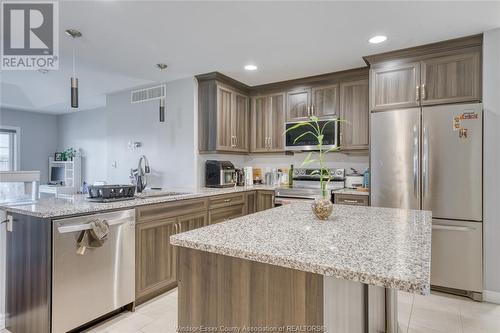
[{"left": 285, "top": 119, "right": 340, "bottom": 151}]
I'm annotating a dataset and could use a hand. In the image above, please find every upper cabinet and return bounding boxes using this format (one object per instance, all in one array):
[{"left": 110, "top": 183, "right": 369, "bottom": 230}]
[
  {"left": 340, "top": 80, "right": 369, "bottom": 150},
  {"left": 370, "top": 62, "right": 421, "bottom": 111},
  {"left": 366, "top": 34, "right": 483, "bottom": 111},
  {"left": 250, "top": 93, "right": 285, "bottom": 153},
  {"left": 286, "top": 89, "right": 310, "bottom": 121},
  {"left": 198, "top": 74, "right": 250, "bottom": 154},
  {"left": 421, "top": 51, "right": 481, "bottom": 105},
  {"left": 312, "top": 84, "right": 340, "bottom": 118},
  {"left": 286, "top": 84, "right": 339, "bottom": 121}
]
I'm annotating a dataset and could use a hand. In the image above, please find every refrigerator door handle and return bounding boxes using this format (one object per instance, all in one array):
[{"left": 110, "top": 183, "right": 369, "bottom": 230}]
[
  {"left": 423, "top": 126, "right": 429, "bottom": 197},
  {"left": 413, "top": 124, "right": 419, "bottom": 198}
]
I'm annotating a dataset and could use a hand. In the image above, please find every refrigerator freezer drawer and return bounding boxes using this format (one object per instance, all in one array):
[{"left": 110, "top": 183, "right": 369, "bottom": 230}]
[{"left": 431, "top": 219, "right": 482, "bottom": 293}]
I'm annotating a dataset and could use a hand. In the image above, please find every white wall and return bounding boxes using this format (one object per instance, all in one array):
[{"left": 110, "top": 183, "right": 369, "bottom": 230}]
[
  {"left": 58, "top": 107, "right": 108, "bottom": 184},
  {"left": 58, "top": 77, "right": 198, "bottom": 189},
  {"left": 483, "top": 28, "right": 500, "bottom": 302},
  {"left": 0, "top": 108, "right": 58, "bottom": 183}
]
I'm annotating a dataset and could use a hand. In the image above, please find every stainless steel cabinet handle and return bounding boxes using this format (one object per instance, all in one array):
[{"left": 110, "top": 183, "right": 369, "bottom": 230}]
[
  {"left": 421, "top": 84, "right": 426, "bottom": 100},
  {"left": 224, "top": 199, "right": 232, "bottom": 203},
  {"left": 268, "top": 137, "right": 272, "bottom": 149},
  {"left": 413, "top": 124, "right": 419, "bottom": 199},
  {"left": 57, "top": 217, "right": 132, "bottom": 234},
  {"left": 416, "top": 85, "right": 420, "bottom": 102},
  {"left": 311, "top": 105, "right": 315, "bottom": 116},
  {"left": 432, "top": 225, "right": 474, "bottom": 232},
  {"left": 307, "top": 106, "right": 311, "bottom": 117},
  {"left": 235, "top": 136, "right": 238, "bottom": 147},
  {"left": 422, "top": 126, "right": 429, "bottom": 197},
  {"left": 342, "top": 199, "right": 361, "bottom": 204}
]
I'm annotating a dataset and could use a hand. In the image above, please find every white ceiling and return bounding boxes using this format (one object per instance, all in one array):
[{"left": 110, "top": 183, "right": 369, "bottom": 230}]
[{"left": 1, "top": 1, "right": 499, "bottom": 114}]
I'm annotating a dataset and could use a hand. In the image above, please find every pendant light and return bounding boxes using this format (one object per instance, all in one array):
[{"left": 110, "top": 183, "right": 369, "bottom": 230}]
[
  {"left": 65, "top": 29, "right": 82, "bottom": 108},
  {"left": 156, "top": 64, "right": 168, "bottom": 123}
]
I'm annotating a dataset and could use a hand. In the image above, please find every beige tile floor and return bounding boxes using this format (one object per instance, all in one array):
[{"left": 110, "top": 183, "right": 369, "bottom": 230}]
[{"left": 2, "top": 289, "right": 500, "bottom": 333}]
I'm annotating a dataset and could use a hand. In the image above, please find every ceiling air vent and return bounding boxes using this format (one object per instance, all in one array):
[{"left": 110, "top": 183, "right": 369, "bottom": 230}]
[{"left": 131, "top": 84, "right": 166, "bottom": 103}]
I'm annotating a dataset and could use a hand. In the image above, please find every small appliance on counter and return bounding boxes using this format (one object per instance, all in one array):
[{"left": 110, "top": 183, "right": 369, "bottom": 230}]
[
  {"left": 235, "top": 168, "right": 245, "bottom": 186},
  {"left": 205, "top": 160, "right": 236, "bottom": 188},
  {"left": 244, "top": 167, "right": 253, "bottom": 186},
  {"left": 345, "top": 168, "right": 364, "bottom": 189}
]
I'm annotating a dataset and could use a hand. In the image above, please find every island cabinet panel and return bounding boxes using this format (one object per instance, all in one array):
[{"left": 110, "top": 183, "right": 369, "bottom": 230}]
[
  {"left": 340, "top": 79, "right": 369, "bottom": 150},
  {"left": 312, "top": 84, "right": 340, "bottom": 118},
  {"left": 6, "top": 214, "right": 51, "bottom": 333},
  {"left": 177, "top": 248, "right": 323, "bottom": 328},
  {"left": 370, "top": 62, "right": 421, "bottom": 111},
  {"left": 421, "top": 51, "right": 481, "bottom": 105},
  {"left": 256, "top": 190, "right": 275, "bottom": 211}
]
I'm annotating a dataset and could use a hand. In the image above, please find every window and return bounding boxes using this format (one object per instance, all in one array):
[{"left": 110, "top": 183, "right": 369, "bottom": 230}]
[{"left": 0, "top": 127, "right": 19, "bottom": 171}]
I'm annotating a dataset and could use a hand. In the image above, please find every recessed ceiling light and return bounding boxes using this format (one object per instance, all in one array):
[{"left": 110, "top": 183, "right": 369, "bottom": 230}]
[
  {"left": 369, "top": 35, "right": 387, "bottom": 44},
  {"left": 244, "top": 64, "right": 258, "bottom": 71}
]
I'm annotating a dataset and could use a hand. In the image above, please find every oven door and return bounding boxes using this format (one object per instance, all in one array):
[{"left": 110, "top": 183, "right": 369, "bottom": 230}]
[{"left": 285, "top": 119, "right": 339, "bottom": 151}]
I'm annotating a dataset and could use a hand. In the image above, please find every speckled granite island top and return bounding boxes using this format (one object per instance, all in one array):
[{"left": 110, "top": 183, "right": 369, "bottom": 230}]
[
  {"left": 0, "top": 186, "right": 276, "bottom": 218},
  {"left": 170, "top": 202, "right": 432, "bottom": 294}
]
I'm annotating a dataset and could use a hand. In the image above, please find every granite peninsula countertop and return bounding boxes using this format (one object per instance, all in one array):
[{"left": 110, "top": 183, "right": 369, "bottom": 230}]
[
  {"left": 0, "top": 185, "right": 276, "bottom": 219},
  {"left": 170, "top": 202, "right": 431, "bottom": 294}
]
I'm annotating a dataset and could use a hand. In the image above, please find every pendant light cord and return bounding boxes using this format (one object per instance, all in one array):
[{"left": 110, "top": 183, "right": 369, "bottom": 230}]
[{"left": 72, "top": 37, "right": 76, "bottom": 77}]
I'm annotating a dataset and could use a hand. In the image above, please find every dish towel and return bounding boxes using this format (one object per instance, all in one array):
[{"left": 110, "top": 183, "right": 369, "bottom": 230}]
[{"left": 76, "top": 218, "right": 110, "bottom": 255}]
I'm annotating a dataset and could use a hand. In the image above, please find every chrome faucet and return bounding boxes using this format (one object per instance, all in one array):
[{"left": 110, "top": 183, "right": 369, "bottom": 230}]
[{"left": 130, "top": 155, "right": 150, "bottom": 193}]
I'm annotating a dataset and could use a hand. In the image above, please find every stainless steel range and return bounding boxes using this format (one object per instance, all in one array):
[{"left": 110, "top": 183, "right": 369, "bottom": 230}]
[{"left": 274, "top": 168, "right": 344, "bottom": 205}]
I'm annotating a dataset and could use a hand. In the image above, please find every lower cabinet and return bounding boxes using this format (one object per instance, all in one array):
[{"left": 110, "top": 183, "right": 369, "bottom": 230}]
[
  {"left": 135, "top": 190, "right": 275, "bottom": 304},
  {"left": 257, "top": 190, "right": 275, "bottom": 211},
  {"left": 209, "top": 203, "right": 246, "bottom": 225},
  {"left": 333, "top": 193, "right": 369, "bottom": 206}
]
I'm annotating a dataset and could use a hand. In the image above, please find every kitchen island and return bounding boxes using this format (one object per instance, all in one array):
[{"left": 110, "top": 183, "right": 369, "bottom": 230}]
[{"left": 170, "top": 202, "right": 432, "bottom": 333}]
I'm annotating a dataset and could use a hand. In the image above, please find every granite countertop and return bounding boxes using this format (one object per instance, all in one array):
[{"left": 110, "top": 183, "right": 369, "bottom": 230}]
[
  {"left": 0, "top": 185, "right": 276, "bottom": 219},
  {"left": 170, "top": 202, "right": 432, "bottom": 294},
  {"left": 332, "top": 188, "right": 370, "bottom": 196}
]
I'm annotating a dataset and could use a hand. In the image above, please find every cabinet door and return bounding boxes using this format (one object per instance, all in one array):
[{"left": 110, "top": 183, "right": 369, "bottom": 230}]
[
  {"left": 312, "top": 84, "right": 339, "bottom": 118},
  {"left": 340, "top": 80, "right": 369, "bottom": 150},
  {"left": 209, "top": 203, "right": 246, "bottom": 225},
  {"left": 251, "top": 96, "right": 270, "bottom": 152},
  {"left": 177, "top": 212, "right": 208, "bottom": 232},
  {"left": 216, "top": 85, "right": 234, "bottom": 150},
  {"left": 246, "top": 191, "right": 257, "bottom": 214},
  {"left": 136, "top": 218, "right": 177, "bottom": 300},
  {"left": 268, "top": 93, "right": 286, "bottom": 152},
  {"left": 421, "top": 51, "right": 481, "bottom": 105},
  {"left": 257, "top": 191, "right": 275, "bottom": 211},
  {"left": 233, "top": 93, "right": 249, "bottom": 152},
  {"left": 370, "top": 62, "right": 421, "bottom": 111},
  {"left": 286, "top": 89, "right": 311, "bottom": 121}
]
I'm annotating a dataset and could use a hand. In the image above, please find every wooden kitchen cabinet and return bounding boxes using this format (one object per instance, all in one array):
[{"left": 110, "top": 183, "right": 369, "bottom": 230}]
[
  {"left": 136, "top": 217, "right": 178, "bottom": 302},
  {"left": 287, "top": 89, "right": 311, "bottom": 121},
  {"left": 257, "top": 190, "right": 275, "bottom": 211},
  {"left": 334, "top": 193, "right": 369, "bottom": 206},
  {"left": 209, "top": 203, "right": 246, "bottom": 225},
  {"left": 421, "top": 51, "right": 481, "bottom": 105},
  {"left": 312, "top": 84, "right": 339, "bottom": 118},
  {"left": 340, "top": 80, "right": 369, "bottom": 150},
  {"left": 370, "top": 62, "right": 421, "bottom": 111},
  {"left": 250, "top": 93, "right": 285, "bottom": 152},
  {"left": 198, "top": 75, "right": 250, "bottom": 154},
  {"left": 246, "top": 191, "right": 257, "bottom": 214}
]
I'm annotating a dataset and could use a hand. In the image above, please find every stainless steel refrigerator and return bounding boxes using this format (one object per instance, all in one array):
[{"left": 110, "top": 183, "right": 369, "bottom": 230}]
[{"left": 371, "top": 103, "right": 483, "bottom": 300}]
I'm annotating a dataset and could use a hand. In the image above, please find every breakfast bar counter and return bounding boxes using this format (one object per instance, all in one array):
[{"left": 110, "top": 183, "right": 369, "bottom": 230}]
[{"left": 170, "top": 203, "right": 432, "bottom": 333}]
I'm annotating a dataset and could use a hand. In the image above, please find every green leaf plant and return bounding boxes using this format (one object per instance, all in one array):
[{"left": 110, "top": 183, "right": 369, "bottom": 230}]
[{"left": 284, "top": 116, "right": 344, "bottom": 198}]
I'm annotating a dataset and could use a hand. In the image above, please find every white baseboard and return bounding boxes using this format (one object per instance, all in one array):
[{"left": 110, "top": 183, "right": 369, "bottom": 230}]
[
  {"left": 0, "top": 313, "right": 5, "bottom": 330},
  {"left": 484, "top": 290, "right": 500, "bottom": 304}
]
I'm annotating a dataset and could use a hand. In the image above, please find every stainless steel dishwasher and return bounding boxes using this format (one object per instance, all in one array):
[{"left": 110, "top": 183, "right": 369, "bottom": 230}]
[{"left": 52, "top": 209, "right": 136, "bottom": 333}]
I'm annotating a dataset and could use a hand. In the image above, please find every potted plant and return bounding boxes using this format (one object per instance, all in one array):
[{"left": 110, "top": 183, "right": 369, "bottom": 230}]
[
  {"left": 285, "top": 116, "right": 341, "bottom": 220},
  {"left": 64, "top": 147, "right": 77, "bottom": 161}
]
